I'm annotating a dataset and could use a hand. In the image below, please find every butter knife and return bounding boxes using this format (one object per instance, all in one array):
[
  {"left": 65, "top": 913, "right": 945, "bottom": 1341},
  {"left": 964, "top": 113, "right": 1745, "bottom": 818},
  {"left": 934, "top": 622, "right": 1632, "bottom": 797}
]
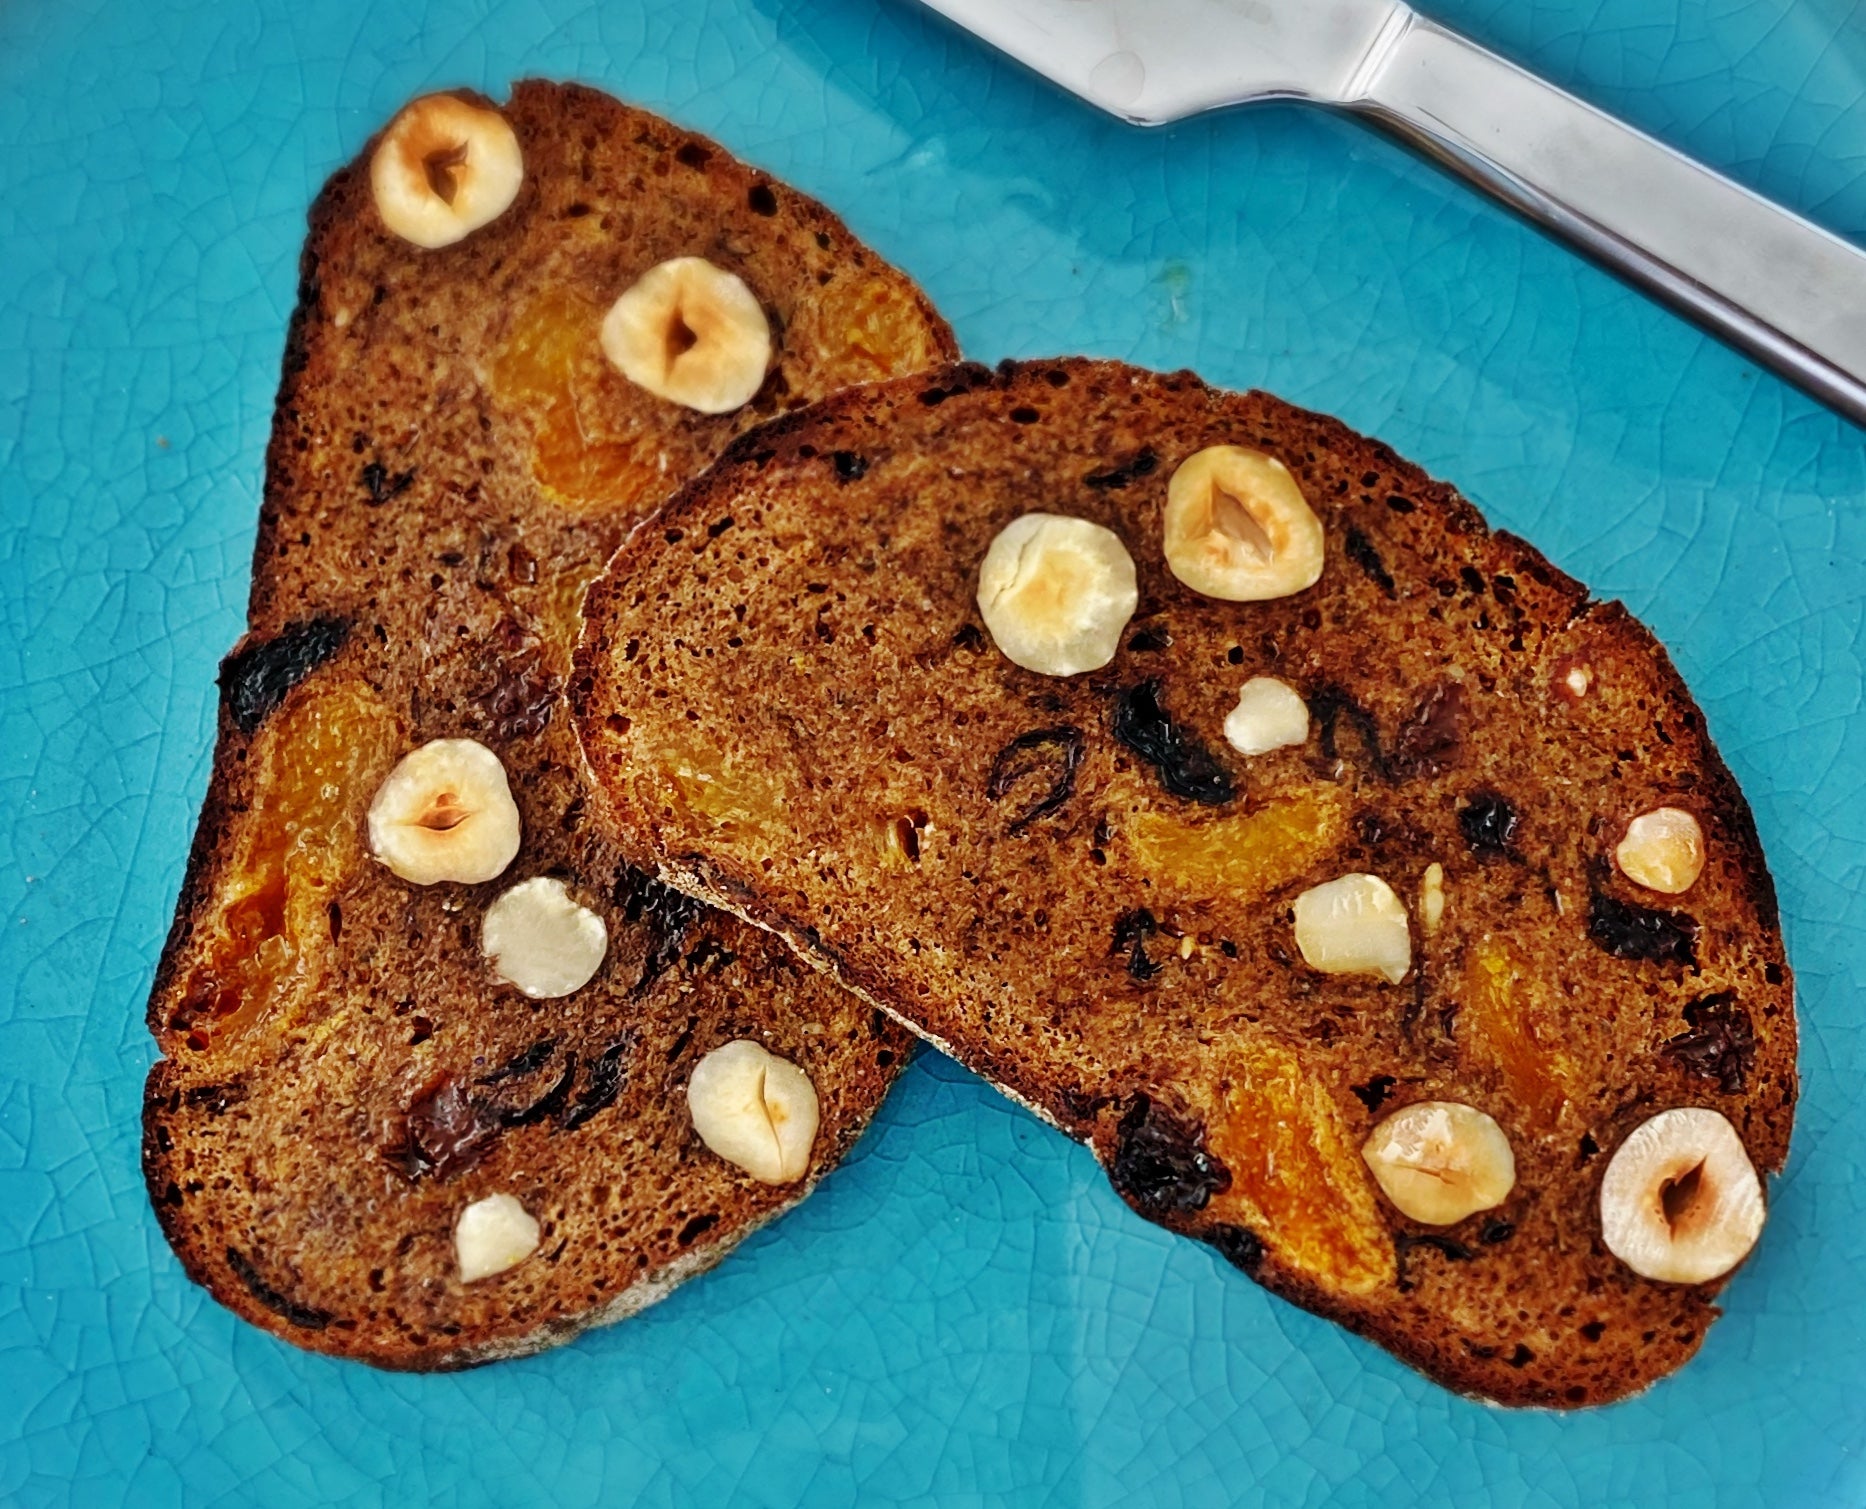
[{"left": 917, "top": 0, "right": 1866, "bottom": 429}]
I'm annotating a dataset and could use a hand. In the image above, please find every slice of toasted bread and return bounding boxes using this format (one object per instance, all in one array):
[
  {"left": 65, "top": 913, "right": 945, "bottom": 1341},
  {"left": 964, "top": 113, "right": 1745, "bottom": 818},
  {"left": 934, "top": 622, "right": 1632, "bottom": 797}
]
[
  {"left": 574, "top": 359, "right": 1796, "bottom": 1406},
  {"left": 143, "top": 80, "right": 954, "bottom": 1368}
]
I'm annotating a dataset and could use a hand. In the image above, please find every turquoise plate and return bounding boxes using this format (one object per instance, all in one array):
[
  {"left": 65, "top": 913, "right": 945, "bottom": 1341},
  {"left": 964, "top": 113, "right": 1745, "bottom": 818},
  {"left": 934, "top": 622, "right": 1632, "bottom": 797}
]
[{"left": 3, "top": 1, "right": 1863, "bottom": 1503}]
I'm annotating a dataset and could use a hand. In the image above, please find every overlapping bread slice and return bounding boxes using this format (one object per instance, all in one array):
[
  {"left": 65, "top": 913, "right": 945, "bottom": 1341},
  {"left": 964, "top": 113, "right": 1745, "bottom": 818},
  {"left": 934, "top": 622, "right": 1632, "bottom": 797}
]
[
  {"left": 574, "top": 359, "right": 1795, "bottom": 1405},
  {"left": 143, "top": 80, "right": 954, "bottom": 1367}
]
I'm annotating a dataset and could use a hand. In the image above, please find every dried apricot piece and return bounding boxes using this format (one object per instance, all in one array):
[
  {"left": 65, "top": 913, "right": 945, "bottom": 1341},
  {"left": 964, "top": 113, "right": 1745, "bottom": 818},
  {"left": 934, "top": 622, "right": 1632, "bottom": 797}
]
[
  {"left": 1460, "top": 937, "right": 1576, "bottom": 1133},
  {"left": 1124, "top": 788, "right": 1346, "bottom": 903},
  {"left": 1204, "top": 1039, "right": 1391, "bottom": 1294},
  {"left": 175, "top": 683, "right": 398, "bottom": 1048}
]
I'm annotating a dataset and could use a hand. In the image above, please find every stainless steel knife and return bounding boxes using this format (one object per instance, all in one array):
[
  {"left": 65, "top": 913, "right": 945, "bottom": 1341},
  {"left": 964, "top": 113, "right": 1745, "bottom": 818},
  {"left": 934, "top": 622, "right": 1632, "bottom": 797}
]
[{"left": 916, "top": 0, "right": 1866, "bottom": 429}]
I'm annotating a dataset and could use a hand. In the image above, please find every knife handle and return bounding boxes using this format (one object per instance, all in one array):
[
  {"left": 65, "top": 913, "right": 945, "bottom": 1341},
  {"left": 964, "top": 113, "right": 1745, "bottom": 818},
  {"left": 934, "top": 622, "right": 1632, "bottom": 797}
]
[{"left": 1354, "top": 14, "right": 1866, "bottom": 429}]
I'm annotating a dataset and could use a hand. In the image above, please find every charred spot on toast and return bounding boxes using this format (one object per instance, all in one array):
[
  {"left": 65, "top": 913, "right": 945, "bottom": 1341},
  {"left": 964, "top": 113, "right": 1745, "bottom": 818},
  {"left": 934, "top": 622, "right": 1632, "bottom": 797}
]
[
  {"left": 986, "top": 726, "right": 1085, "bottom": 831},
  {"left": 1108, "top": 1095, "right": 1231, "bottom": 1215},
  {"left": 1662, "top": 993, "right": 1756, "bottom": 1093},
  {"left": 219, "top": 618, "right": 348, "bottom": 734},
  {"left": 1111, "top": 681, "right": 1234, "bottom": 805},
  {"left": 1587, "top": 888, "right": 1698, "bottom": 966},
  {"left": 226, "top": 1246, "right": 332, "bottom": 1331}
]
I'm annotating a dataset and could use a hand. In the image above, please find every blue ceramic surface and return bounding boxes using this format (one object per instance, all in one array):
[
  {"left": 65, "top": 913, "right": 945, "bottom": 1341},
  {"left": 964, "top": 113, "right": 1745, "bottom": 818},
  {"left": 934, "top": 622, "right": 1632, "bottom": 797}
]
[{"left": 3, "top": 1, "right": 1863, "bottom": 1503}]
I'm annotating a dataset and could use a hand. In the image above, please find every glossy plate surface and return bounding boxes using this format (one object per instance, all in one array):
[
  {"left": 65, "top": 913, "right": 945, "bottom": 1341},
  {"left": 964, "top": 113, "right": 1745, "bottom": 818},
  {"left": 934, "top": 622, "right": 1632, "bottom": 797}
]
[{"left": 2, "top": 1, "right": 1862, "bottom": 1503}]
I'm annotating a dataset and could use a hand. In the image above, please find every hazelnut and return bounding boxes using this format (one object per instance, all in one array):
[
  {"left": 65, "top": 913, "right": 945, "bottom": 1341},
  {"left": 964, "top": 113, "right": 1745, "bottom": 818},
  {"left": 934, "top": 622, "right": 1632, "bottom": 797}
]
[
  {"left": 1615, "top": 806, "right": 1705, "bottom": 895},
  {"left": 482, "top": 877, "right": 608, "bottom": 999},
  {"left": 1419, "top": 862, "right": 1446, "bottom": 933},
  {"left": 1599, "top": 1107, "right": 1764, "bottom": 1283},
  {"left": 1222, "top": 676, "right": 1309, "bottom": 756},
  {"left": 454, "top": 1192, "right": 540, "bottom": 1282},
  {"left": 976, "top": 513, "right": 1138, "bottom": 676},
  {"left": 1293, "top": 872, "right": 1411, "bottom": 983},
  {"left": 369, "top": 94, "right": 524, "bottom": 250},
  {"left": 1163, "top": 445, "right": 1324, "bottom": 602},
  {"left": 367, "top": 738, "right": 522, "bottom": 885},
  {"left": 1362, "top": 1101, "right": 1516, "bottom": 1225},
  {"left": 687, "top": 1040, "right": 819, "bottom": 1184},
  {"left": 601, "top": 257, "right": 771, "bottom": 414}
]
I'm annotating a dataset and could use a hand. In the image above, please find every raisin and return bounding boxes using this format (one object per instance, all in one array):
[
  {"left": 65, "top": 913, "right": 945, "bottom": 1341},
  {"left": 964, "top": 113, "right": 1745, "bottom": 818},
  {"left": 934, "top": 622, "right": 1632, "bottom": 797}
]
[
  {"left": 1081, "top": 449, "right": 1158, "bottom": 491},
  {"left": 225, "top": 1247, "right": 332, "bottom": 1331},
  {"left": 831, "top": 450, "right": 868, "bottom": 482},
  {"left": 1310, "top": 683, "right": 1389, "bottom": 778},
  {"left": 502, "top": 1054, "right": 578, "bottom": 1128},
  {"left": 1108, "top": 1095, "right": 1231, "bottom": 1215},
  {"left": 617, "top": 869, "right": 706, "bottom": 993},
  {"left": 472, "top": 619, "right": 559, "bottom": 741},
  {"left": 1662, "top": 992, "right": 1756, "bottom": 1093},
  {"left": 1394, "top": 1232, "right": 1474, "bottom": 1292},
  {"left": 1205, "top": 1224, "right": 1265, "bottom": 1273},
  {"left": 1344, "top": 526, "right": 1396, "bottom": 595},
  {"left": 1111, "top": 681, "right": 1235, "bottom": 805},
  {"left": 678, "top": 1213, "right": 720, "bottom": 1244},
  {"left": 359, "top": 460, "right": 416, "bottom": 506},
  {"left": 383, "top": 1077, "right": 500, "bottom": 1182},
  {"left": 219, "top": 618, "right": 348, "bottom": 734},
  {"left": 1126, "top": 624, "right": 1171, "bottom": 652},
  {"left": 1588, "top": 890, "right": 1698, "bottom": 966},
  {"left": 1479, "top": 1219, "right": 1515, "bottom": 1245},
  {"left": 181, "top": 1081, "right": 248, "bottom": 1115},
  {"left": 746, "top": 182, "right": 777, "bottom": 215},
  {"left": 1111, "top": 908, "right": 1162, "bottom": 981},
  {"left": 986, "top": 726, "right": 1085, "bottom": 831},
  {"left": 1350, "top": 1075, "right": 1396, "bottom": 1111},
  {"left": 1391, "top": 681, "right": 1466, "bottom": 779},
  {"left": 478, "top": 1038, "right": 558, "bottom": 1085},
  {"left": 1459, "top": 791, "right": 1519, "bottom": 855},
  {"left": 563, "top": 1039, "right": 630, "bottom": 1131}
]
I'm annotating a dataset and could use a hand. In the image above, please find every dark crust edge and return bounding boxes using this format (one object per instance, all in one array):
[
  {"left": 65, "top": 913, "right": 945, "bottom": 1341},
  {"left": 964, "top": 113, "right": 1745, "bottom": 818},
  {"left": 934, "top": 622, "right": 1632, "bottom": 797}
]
[
  {"left": 140, "top": 80, "right": 955, "bottom": 1370},
  {"left": 572, "top": 355, "right": 1797, "bottom": 1408}
]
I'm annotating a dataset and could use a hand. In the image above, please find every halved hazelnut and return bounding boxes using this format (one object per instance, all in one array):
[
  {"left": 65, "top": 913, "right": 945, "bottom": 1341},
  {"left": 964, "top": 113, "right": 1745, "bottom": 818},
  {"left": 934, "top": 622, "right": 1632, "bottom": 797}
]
[
  {"left": 687, "top": 1040, "right": 819, "bottom": 1184},
  {"left": 1293, "top": 872, "right": 1411, "bottom": 983},
  {"left": 482, "top": 877, "right": 608, "bottom": 998},
  {"left": 976, "top": 513, "right": 1138, "bottom": 677},
  {"left": 1362, "top": 1101, "right": 1516, "bottom": 1225},
  {"left": 601, "top": 257, "right": 772, "bottom": 414},
  {"left": 1163, "top": 445, "right": 1324, "bottom": 602},
  {"left": 367, "top": 738, "right": 522, "bottom": 885},
  {"left": 454, "top": 1192, "right": 540, "bottom": 1282},
  {"left": 1615, "top": 806, "right": 1705, "bottom": 895},
  {"left": 1599, "top": 1107, "right": 1764, "bottom": 1283},
  {"left": 369, "top": 94, "right": 524, "bottom": 250},
  {"left": 1223, "top": 676, "right": 1309, "bottom": 755}
]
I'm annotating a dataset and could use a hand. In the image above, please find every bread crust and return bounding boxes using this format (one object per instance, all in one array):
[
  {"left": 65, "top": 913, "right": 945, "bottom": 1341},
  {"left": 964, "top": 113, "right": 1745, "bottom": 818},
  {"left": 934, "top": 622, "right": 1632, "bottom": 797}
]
[
  {"left": 576, "top": 358, "right": 1796, "bottom": 1406},
  {"left": 142, "top": 81, "right": 954, "bottom": 1368}
]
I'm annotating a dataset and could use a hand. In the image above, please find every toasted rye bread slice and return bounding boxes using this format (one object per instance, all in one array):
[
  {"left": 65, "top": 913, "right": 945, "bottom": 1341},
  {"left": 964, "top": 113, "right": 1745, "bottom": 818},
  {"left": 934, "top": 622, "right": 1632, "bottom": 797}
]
[
  {"left": 142, "top": 80, "right": 953, "bottom": 1368},
  {"left": 574, "top": 359, "right": 1796, "bottom": 1406}
]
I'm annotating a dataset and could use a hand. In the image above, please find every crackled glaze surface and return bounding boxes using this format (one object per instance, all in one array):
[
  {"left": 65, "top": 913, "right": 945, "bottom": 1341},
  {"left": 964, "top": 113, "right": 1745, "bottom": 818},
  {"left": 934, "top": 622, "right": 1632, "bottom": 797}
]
[{"left": 1, "top": 0, "right": 1862, "bottom": 1503}]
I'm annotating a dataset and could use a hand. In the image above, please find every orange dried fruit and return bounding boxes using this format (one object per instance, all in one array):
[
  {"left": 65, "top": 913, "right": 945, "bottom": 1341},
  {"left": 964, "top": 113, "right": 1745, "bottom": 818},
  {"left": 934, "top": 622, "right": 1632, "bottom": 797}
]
[{"left": 1205, "top": 1039, "right": 1391, "bottom": 1294}]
